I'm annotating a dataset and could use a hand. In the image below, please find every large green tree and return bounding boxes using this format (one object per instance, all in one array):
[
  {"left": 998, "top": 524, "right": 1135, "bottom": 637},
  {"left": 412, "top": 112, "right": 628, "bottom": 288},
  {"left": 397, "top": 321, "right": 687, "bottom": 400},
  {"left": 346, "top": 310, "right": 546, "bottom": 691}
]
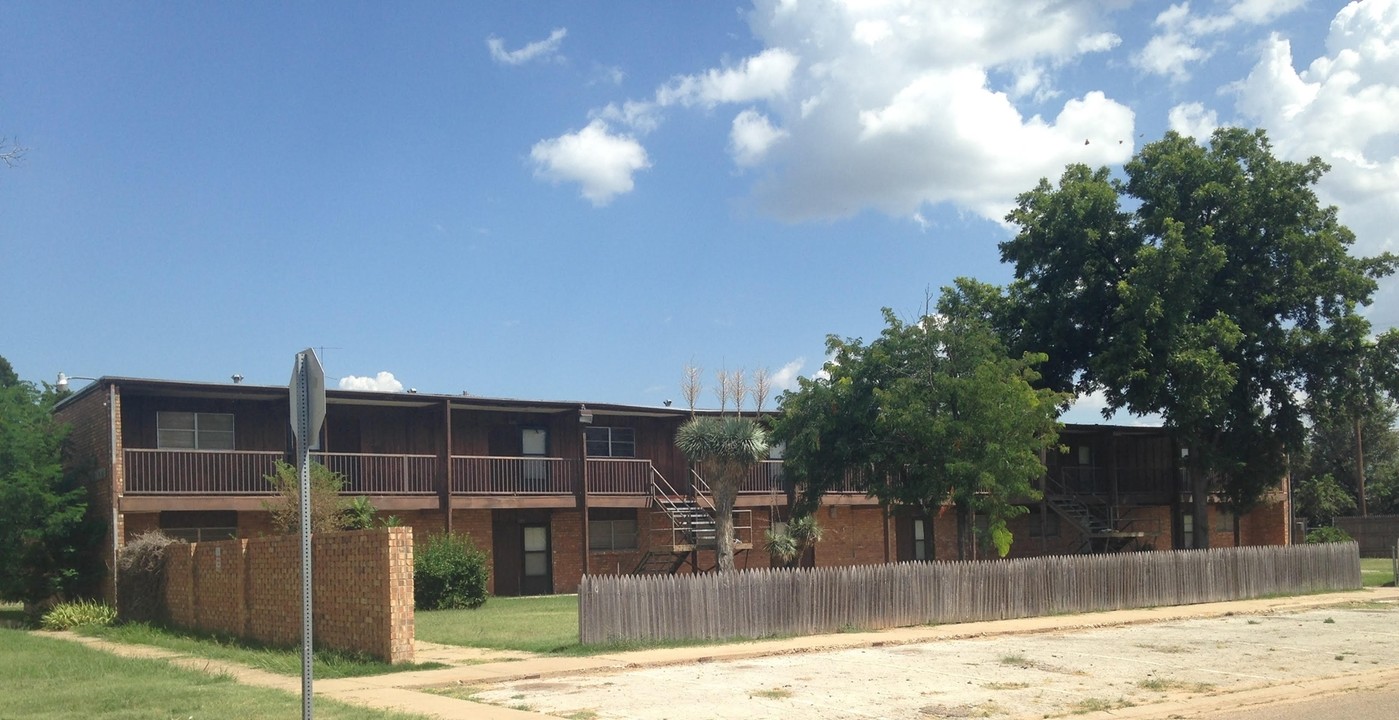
[
  {"left": 770, "top": 281, "right": 1069, "bottom": 559},
  {"left": 0, "top": 356, "right": 104, "bottom": 608},
  {"left": 1001, "top": 128, "right": 1397, "bottom": 546}
]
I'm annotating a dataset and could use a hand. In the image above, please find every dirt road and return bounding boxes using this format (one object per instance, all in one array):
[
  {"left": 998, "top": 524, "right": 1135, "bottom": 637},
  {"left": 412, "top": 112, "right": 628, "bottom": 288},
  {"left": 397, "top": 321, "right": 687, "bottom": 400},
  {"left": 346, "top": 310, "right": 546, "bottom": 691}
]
[{"left": 459, "top": 600, "right": 1399, "bottom": 719}]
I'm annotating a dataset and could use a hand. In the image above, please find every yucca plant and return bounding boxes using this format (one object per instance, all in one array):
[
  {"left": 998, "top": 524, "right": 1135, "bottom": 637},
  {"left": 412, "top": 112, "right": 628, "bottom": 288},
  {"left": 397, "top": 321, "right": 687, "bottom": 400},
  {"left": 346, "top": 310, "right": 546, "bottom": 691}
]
[{"left": 676, "top": 416, "right": 769, "bottom": 572}]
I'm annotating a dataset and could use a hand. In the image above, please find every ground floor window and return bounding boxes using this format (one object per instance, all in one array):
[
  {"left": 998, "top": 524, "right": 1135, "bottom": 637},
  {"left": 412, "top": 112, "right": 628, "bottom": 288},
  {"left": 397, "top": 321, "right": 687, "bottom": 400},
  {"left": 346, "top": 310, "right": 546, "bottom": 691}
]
[
  {"left": 158, "top": 510, "right": 237, "bottom": 542},
  {"left": 589, "top": 508, "right": 638, "bottom": 550}
]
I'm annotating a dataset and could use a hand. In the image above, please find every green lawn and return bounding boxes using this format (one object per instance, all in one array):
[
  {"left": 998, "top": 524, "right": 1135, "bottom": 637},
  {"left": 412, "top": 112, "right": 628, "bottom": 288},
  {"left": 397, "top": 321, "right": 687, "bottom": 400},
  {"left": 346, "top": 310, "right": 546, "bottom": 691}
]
[
  {"left": 0, "top": 628, "right": 430, "bottom": 720},
  {"left": 79, "top": 622, "right": 443, "bottom": 678},
  {"left": 416, "top": 594, "right": 581, "bottom": 653},
  {"left": 1361, "top": 557, "right": 1396, "bottom": 587}
]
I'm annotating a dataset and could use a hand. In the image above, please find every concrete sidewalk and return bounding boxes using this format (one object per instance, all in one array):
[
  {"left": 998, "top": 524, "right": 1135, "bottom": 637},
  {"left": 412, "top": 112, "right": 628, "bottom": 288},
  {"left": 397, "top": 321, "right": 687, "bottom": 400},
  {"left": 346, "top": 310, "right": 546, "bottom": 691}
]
[{"left": 46, "top": 586, "right": 1399, "bottom": 720}]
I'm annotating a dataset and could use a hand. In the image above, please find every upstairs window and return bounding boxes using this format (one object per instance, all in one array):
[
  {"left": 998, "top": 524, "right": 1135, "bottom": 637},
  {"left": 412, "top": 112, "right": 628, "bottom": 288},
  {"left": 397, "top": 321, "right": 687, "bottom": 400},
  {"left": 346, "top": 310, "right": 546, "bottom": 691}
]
[
  {"left": 157, "top": 412, "right": 235, "bottom": 450},
  {"left": 585, "top": 426, "right": 635, "bottom": 458}
]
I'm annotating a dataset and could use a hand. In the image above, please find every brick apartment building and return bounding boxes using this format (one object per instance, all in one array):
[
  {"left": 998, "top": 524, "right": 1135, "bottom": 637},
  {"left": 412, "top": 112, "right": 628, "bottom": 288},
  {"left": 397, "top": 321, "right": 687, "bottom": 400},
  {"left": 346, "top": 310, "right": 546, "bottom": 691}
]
[{"left": 53, "top": 376, "right": 1291, "bottom": 597}]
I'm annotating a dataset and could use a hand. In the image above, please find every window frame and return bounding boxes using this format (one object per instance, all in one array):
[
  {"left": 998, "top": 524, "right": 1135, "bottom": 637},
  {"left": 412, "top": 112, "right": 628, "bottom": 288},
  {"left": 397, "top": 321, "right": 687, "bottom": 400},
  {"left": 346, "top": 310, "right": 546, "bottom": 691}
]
[
  {"left": 588, "top": 515, "right": 639, "bottom": 551},
  {"left": 156, "top": 411, "right": 236, "bottom": 450},
  {"left": 584, "top": 426, "right": 636, "bottom": 458}
]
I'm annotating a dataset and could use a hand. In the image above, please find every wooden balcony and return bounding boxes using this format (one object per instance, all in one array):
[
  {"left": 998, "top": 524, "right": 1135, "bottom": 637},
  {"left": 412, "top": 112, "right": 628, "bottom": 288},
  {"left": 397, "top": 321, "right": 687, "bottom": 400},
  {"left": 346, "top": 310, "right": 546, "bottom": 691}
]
[
  {"left": 123, "top": 449, "right": 436, "bottom": 495},
  {"left": 450, "top": 456, "right": 578, "bottom": 495}
]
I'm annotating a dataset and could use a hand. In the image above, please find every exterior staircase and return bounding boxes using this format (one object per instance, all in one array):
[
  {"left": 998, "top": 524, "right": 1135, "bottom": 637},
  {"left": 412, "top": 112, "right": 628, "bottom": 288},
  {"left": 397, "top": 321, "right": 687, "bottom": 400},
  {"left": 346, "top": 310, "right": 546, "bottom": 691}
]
[
  {"left": 631, "top": 467, "right": 719, "bottom": 575},
  {"left": 1045, "top": 475, "right": 1145, "bottom": 554}
]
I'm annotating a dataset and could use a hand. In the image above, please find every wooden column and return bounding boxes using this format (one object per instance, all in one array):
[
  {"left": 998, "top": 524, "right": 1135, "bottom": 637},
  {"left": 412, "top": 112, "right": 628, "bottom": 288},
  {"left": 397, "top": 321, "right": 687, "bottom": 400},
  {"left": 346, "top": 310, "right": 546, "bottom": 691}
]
[{"left": 442, "top": 399, "right": 453, "bottom": 534}]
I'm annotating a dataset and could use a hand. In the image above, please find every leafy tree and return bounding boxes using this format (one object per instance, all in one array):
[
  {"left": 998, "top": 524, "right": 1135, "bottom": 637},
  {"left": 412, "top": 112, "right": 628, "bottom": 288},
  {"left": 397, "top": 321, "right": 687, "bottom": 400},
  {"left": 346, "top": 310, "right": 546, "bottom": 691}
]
[
  {"left": 770, "top": 282, "right": 1069, "bottom": 559},
  {"left": 1301, "top": 398, "right": 1399, "bottom": 520},
  {"left": 1001, "top": 128, "right": 1397, "bottom": 546},
  {"left": 0, "top": 356, "right": 104, "bottom": 609},
  {"left": 1292, "top": 473, "right": 1357, "bottom": 528},
  {"left": 261, "top": 461, "right": 354, "bottom": 535}
]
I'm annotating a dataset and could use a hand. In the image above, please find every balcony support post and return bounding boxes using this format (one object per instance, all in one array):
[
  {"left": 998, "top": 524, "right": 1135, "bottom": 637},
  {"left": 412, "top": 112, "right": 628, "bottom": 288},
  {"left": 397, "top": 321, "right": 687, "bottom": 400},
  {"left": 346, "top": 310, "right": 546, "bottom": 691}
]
[
  {"left": 578, "top": 419, "right": 591, "bottom": 579},
  {"left": 441, "top": 399, "right": 453, "bottom": 535}
]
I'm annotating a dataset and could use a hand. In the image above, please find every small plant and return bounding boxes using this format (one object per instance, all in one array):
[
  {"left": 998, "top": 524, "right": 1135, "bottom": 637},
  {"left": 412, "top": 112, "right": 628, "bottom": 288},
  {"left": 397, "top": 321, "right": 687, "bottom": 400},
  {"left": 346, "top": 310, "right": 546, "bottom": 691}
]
[
  {"left": 341, "top": 496, "right": 378, "bottom": 530},
  {"left": 40, "top": 600, "right": 116, "bottom": 630},
  {"left": 752, "top": 688, "right": 792, "bottom": 700},
  {"left": 415, "top": 533, "right": 490, "bottom": 610},
  {"left": 1305, "top": 526, "right": 1353, "bottom": 544},
  {"left": 1324, "top": 617, "right": 1336, "bottom": 624}
]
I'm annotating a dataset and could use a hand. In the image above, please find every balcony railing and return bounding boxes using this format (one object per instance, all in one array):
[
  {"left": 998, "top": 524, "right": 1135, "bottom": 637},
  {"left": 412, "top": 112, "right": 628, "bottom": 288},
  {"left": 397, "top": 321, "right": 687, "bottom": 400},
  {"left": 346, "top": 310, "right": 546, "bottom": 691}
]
[
  {"left": 123, "top": 449, "right": 437, "bottom": 495},
  {"left": 586, "top": 458, "right": 653, "bottom": 494},
  {"left": 315, "top": 452, "right": 437, "bottom": 495},
  {"left": 451, "top": 456, "right": 577, "bottom": 494},
  {"left": 738, "top": 460, "right": 785, "bottom": 494},
  {"left": 125, "top": 449, "right": 282, "bottom": 494}
]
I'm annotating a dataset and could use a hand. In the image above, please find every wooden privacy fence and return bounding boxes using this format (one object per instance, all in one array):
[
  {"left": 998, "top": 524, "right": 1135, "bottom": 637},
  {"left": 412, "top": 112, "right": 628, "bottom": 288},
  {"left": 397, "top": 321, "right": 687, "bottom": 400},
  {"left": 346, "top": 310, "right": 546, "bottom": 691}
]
[{"left": 578, "top": 543, "right": 1361, "bottom": 645}]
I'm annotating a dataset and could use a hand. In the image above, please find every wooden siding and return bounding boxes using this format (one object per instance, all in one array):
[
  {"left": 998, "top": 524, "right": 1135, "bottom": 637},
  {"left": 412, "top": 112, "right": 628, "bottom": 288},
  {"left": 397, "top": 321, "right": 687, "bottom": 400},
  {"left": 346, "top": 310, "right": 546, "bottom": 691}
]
[{"left": 121, "top": 394, "right": 286, "bottom": 452}]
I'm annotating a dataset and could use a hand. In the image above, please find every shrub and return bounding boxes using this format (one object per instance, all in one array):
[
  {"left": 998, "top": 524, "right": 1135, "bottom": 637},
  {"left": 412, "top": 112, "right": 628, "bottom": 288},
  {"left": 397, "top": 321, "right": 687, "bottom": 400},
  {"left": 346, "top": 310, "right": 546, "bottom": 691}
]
[
  {"left": 41, "top": 600, "right": 116, "bottom": 630},
  {"left": 415, "top": 533, "right": 489, "bottom": 610},
  {"left": 1305, "top": 526, "right": 1353, "bottom": 544},
  {"left": 262, "top": 461, "right": 351, "bottom": 535},
  {"left": 341, "top": 496, "right": 378, "bottom": 530},
  {"left": 116, "top": 531, "right": 181, "bottom": 624}
]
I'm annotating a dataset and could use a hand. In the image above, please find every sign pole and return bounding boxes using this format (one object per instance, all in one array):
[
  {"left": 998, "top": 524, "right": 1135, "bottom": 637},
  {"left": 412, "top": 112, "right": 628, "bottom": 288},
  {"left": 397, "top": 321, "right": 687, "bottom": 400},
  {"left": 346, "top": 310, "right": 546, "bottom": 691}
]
[{"left": 290, "top": 349, "right": 325, "bottom": 720}]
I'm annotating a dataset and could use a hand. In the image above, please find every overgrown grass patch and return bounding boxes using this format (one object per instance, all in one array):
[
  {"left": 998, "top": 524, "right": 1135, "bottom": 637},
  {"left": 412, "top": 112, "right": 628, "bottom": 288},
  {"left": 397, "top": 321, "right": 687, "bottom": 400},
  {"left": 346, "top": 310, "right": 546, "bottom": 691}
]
[
  {"left": 0, "top": 628, "right": 428, "bottom": 719},
  {"left": 79, "top": 622, "right": 442, "bottom": 678},
  {"left": 1361, "top": 558, "right": 1395, "bottom": 587}
]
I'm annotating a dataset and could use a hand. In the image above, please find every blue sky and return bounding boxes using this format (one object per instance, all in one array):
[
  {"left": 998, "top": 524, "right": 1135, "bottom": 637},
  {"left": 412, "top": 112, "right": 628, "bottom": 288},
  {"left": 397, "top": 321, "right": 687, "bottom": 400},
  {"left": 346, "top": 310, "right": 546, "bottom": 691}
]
[{"left": 4, "top": 1, "right": 1396, "bottom": 423}]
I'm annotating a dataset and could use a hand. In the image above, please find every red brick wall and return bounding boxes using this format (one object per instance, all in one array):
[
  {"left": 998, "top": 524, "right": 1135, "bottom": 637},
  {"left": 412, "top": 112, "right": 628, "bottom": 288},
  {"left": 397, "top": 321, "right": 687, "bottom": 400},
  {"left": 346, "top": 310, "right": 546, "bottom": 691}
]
[
  {"left": 124, "top": 513, "right": 160, "bottom": 540},
  {"left": 816, "top": 505, "right": 889, "bottom": 567},
  {"left": 552, "top": 509, "right": 583, "bottom": 593},
  {"left": 54, "top": 384, "right": 119, "bottom": 601},
  {"left": 162, "top": 528, "right": 414, "bottom": 663}
]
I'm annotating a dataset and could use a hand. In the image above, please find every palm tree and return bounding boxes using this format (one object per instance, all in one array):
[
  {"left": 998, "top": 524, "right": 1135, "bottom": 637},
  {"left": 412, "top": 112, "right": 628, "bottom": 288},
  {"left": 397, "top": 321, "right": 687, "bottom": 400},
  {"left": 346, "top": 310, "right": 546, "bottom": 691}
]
[{"left": 675, "top": 416, "right": 768, "bottom": 572}]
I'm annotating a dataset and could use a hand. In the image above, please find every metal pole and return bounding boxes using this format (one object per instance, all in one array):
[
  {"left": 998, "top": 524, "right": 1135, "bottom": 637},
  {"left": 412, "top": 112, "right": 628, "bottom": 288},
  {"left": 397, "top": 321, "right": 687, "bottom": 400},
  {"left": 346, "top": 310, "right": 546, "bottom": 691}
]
[{"left": 296, "top": 351, "right": 314, "bottom": 720}]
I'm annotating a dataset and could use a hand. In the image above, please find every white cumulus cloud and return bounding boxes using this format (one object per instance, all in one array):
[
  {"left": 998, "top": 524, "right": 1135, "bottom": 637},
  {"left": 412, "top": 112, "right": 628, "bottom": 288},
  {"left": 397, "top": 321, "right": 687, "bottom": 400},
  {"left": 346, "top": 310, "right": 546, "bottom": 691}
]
[
  {"left": 530, "top": 120, "right": 651, "bottom": 206},
  {"left": 771, "top": 358, "right": 805, "bottom": 391},
  {"left": 1230, "top": 0, "right": 1399, "bottom": 326},
  {"left": 488, "top": 28, "right": 567, "bottom": 66},
  {"left": 1133, "top": 0, "right": 1307, "bottom": 82},
  {"left": 729, "top": 109, "right": 788, "bottom": 166},
  {"left": 1167, "top": 101, "right": 1220, "bottom": 139},
  {"left": 339, "top": 372, "right": 405, "bottom": 392}
]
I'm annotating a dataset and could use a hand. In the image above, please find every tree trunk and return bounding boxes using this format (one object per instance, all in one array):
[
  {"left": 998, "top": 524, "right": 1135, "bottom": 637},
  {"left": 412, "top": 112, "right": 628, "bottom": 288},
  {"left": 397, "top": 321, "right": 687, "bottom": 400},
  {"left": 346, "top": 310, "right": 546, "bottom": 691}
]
[
  {"left": 713, "top": 470, "right": 738, "bottom": 573},
  {"left": 1192, "top": 469, "right": 1210, "bottom": 550},
  {"left": 1355, "top": 418, "right": 1367, "bottom": 517}
]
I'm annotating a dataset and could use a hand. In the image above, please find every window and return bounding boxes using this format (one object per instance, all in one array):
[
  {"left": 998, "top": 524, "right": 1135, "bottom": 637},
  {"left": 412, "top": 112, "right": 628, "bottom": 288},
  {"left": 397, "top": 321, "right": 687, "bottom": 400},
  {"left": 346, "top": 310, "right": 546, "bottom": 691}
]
[
  {"left": 585, "top": 426, "right": 635, "bottom": 458},
  {"left": 1214, "top": 508, "right": 1234, "bottom": 533},
  {"left": 159, "top": 510, "right": 237, "bottom": 542},
  {"left": 912, "top": 519, "right": 928, "bottom": 561},
  {"left": 1077, "top": 445, "right": 1092, "bottom": 465},
  {"left": 157, "top": 412, "right": 235, "bottom": 450},
  {"left": 589, "top": 509, "right": 638, "bottom": 550}
]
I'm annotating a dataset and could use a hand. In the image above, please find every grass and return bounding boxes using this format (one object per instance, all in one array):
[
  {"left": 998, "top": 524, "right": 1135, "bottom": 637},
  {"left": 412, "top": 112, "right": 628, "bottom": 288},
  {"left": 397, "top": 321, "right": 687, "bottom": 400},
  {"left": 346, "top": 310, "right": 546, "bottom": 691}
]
[
  {"left": 1136, "top": 677, "right": 1215, "bottom": 693},
  {"left": 1361, "top": 558, "right": 1396, "bottom": 587},
  {"left": 1068, "top": 697, "right": 1135, "bottom": 714},
  {"left": 0, "top": 601, "right": 28, "bottom": 629},
  {"left": 0, "top": 627, "right": 429, "bottom": 719},
  {"left": 417, "top": 594, "right": 579, "bottom": 653},
  {"left": 751, "top": 687, "right": 793, "bottom": 699},
  {"left": 79, "top": 622, "right": 443, "bottom": 679},
  {"left": 416, "top": 593, "right": 787, "bottom": 655}
]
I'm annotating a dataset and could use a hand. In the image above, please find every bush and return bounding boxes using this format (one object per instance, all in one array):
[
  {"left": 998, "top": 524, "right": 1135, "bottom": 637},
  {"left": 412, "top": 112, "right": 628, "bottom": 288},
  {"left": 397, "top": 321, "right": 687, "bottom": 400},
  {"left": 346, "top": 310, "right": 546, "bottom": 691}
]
[
  {"left": 41, "top": 600, "right": 116, "bottom": 630},
  {"left": 262, "top": 461, "right": 351, "bottom": 535},
  {"left": 1305, "top": 526, "right": 1353, "bottom": 544},
  {"left": 116, "top": 531, "right": 181, "bottom": 624},
  {"left": 415, "top": 533, "right": 489, "bottom": 610}
]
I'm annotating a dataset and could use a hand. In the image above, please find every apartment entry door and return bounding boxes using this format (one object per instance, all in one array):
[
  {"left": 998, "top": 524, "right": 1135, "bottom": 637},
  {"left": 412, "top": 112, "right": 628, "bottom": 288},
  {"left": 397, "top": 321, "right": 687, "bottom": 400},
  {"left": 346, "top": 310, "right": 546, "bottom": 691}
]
[{"left": 491, "top": 510, "right": 553, "bottom": 596}]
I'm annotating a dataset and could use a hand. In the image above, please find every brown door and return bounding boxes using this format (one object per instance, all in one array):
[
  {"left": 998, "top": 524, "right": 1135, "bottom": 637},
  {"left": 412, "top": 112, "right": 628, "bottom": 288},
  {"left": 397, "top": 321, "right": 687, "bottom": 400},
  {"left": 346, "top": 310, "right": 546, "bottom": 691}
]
[{"left": 520, "top": 523, "right": 552, "bottom": 595}]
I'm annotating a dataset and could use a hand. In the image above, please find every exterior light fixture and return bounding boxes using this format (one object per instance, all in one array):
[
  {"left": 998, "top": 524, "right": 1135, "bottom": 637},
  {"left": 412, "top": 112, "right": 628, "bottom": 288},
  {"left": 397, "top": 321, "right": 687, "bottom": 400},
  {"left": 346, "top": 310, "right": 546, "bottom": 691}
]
[
  {"left": 55, "top": 372, "right": 98, "bottom": 392},
  {"left": 579, "top": 404, "right": 593, "bottom": 424}
]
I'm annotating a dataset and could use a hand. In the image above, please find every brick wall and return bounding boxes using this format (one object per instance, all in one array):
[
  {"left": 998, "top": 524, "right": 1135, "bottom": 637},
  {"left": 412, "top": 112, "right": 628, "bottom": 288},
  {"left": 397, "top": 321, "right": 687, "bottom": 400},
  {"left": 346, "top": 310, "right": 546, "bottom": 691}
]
[
  {"left": 164, "top": 543, "right": 195, "bottom": 627},
  {"left": 54, "top": 384, "right": 119, "bottom": 601},
  {"left": 817, "top": 505, "right": 889, "bottom": 566},
  {"left": 192, "top": 539, "right": 249, "bottom": 637},
  {"left": 160, "top": 528, "right": 414, "bottom": 663},
  {"left": 552, "top": 509, "right": 584, "bottom": 593},
  {"left": 124, "top": 513, "right": 159, "bottom": 540}
]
